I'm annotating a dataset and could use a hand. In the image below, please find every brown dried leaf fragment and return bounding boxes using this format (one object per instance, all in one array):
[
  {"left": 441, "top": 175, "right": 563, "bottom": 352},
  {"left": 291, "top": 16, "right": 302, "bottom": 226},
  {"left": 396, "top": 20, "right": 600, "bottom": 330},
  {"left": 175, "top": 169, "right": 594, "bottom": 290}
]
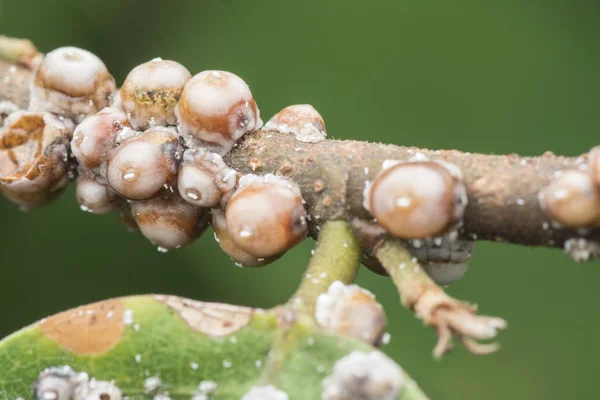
[
  {"left": 40, "top": 299, "right": 125, "bottom": 355},
  {"left": 154, "top": 295, "right": 253, "bottom": 337}
]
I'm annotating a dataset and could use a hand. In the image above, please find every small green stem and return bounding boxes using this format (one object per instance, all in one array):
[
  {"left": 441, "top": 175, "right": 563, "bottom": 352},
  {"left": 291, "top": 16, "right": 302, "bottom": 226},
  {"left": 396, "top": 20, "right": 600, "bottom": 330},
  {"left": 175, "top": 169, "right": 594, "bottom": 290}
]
[
  {"left": 290, "top": 219, "right": 362, "bottom": 314},
  {"left": 377, "top": 238, "right": 506, "bottom": 359},
  {"left": 376, "top": 238, "right": 437, "bottom": 309},
  {"left": 261, "top": 220, "right": 361, "bottom": 383}
]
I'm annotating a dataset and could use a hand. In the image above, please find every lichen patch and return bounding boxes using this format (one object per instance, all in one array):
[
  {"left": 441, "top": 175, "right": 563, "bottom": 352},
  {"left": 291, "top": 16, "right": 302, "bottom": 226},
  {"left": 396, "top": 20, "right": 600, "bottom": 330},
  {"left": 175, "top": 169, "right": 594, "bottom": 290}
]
[
  {"left": 40, "top": 299, "right": 125, "bottom": 355},
  {"left": 154, "top": 295, "right": 253, "bottom": 337}
]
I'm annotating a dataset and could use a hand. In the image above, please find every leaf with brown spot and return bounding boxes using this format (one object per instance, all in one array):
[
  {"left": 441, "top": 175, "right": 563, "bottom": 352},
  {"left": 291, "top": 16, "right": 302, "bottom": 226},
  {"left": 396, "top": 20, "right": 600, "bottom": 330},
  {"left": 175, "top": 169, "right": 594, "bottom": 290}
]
[
  {"left": 40, "top": 299, "right": 125, "bottom": 355},
  {"left": 0, "top": 295, "right": 427, "bottom": 400}
]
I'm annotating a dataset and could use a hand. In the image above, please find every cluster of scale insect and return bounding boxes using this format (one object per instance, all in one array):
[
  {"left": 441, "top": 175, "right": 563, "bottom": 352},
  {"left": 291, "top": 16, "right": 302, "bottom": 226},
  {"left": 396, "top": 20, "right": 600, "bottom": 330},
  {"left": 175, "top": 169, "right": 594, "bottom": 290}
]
[
  {"left": 32, "top": 366, "right": 121, "bottom": 400},
  {"left": 0, "top": 46, "right": 329, "bottom": 263},
  {"left": 4, "top": 45, "right": 563, "bottom": 280},
  {"left": 31, "top": 353, "right": 406, "bottom": 400}
]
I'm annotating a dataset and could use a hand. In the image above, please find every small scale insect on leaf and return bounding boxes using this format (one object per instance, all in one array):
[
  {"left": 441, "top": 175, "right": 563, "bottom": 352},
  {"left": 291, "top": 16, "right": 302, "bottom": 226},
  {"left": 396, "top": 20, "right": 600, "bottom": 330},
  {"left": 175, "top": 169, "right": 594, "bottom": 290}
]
[
  {"left": 241, "top": 385, "right": 289, "bottom": 400},
  {"left": 322, "top": 350, "right": 404, "bottom": 400},
  {"left": 33, "top": 366, "right": 121, "bottom": 400},
  {"left": 315, "top": 281, "right": 387, "bottom": 346}
]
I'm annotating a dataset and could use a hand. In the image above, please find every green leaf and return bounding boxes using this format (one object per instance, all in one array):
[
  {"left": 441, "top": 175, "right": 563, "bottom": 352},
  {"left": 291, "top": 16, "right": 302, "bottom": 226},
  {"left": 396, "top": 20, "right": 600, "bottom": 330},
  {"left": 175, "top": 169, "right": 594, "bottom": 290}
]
[{"left": 0, "top": 295, "right": 428, "bottom": 400}]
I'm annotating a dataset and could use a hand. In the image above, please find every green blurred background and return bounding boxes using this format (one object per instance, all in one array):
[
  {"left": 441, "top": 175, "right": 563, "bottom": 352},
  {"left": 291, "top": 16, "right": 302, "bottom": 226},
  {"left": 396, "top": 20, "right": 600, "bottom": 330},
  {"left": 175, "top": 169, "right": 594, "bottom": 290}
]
[{"left": 2, "top": 0, "right": 600, "bottom": 398}]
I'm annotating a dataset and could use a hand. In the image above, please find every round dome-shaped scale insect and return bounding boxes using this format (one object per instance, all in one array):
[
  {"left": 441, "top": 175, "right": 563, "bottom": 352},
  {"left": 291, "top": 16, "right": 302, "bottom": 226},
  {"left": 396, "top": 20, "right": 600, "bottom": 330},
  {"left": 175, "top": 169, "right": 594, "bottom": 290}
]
[
  {"left": 76, "top": 172, "right": 122, "bottom": 214},
  {"left": 71, "top": 107, "right": 132, "bottom": 174},
  {"left": 29, "top": 46, "right": 116, "bottom": 122},
  {"left": 73, "top": 379, "right": 122, "bottom": 400},
  {"left": 364, "top": 160, "right": 467, "bottom": 239},
  {"left": 538, "top": 169, "right": 600, "bottom": 228},
  {"left": 120, "top": 59, "right": 191, "bottom": 130},
  {"left": 263, "top": 104, "right": 326, "bottom": 143},
  {"left": 177, "top": 148, "right": 237, "bottom": 208},
  {"left": 315, "top": 281, "right": 387, "bottom": 346},
  {"left": 106, "top": 126, "right": 182, "bottom": 200},
  {"left": 32, "top": 366, "right": 79, "bottom": 400},
  {"left": 131, "top": 194, "right": 210, "bottom": 251},
  {"left": 175, "top": 70, "right": 262, "bottom": 150},
  {"left": 212, "top": 209, "right": 278, "bottom": 267},
  {"left": 225, "top": 174, "right": 307, "bottom": 258}
]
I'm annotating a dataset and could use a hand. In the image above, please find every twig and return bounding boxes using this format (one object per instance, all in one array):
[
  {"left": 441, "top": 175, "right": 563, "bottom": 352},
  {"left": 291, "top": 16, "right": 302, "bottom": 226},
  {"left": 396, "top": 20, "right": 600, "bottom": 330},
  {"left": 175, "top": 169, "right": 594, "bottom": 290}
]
[
  {"left": 289, "top": 220, "right": 361, "bottom": 314},
  {"left": 261, "top": 220, "right": 361, "bottom": 379},
  {"left": 2, "top": 57, "right": 599, "bottom": 254}
]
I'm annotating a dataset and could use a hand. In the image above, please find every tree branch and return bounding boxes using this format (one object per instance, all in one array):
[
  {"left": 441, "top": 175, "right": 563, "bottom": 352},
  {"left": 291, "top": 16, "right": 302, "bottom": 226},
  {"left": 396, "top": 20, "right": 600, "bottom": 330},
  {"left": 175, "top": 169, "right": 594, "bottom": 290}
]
[
  {"left": 226, "top": 128, "right": 595, "bottom": 252},
  {"left": 2, "top": 58, "right": 597, "bottom": 256}
]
